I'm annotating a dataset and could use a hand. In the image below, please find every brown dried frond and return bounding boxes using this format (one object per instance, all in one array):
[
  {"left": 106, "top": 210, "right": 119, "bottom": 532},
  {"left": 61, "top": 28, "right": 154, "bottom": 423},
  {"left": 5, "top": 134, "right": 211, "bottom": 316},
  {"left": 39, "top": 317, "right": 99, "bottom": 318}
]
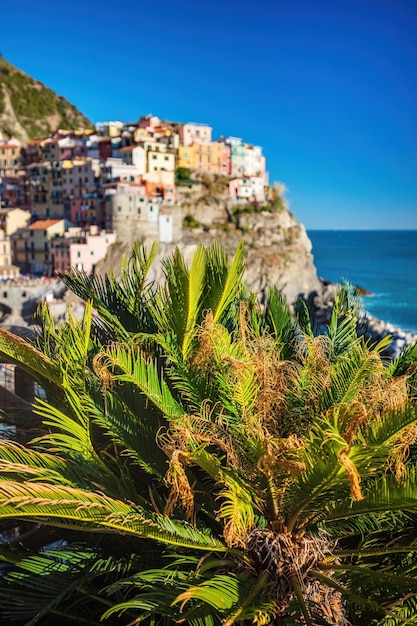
[
  {"left": 223, "top": 354, "right": 251, "bottom": 373},
  {"left": 191, "top": 309, "right": 216, "bottom": 372},
  {"left": 363, "top": 371, "right": 409, "bottom": 417},
  {"left": 338, "top": 448, "right": 364, "bottom": 501},
  {"left": 388, "top": 425, "right": 417, "bottom": 481},
  {"left": 297, "top": 334, "right": 331, "bottom": 369},
  {"left": 163, "top": 449, "right": 194, "bottom": 519},
  {"left": 339, "top": 402, "right": 368, "bottom": 444},
  {"left": 92, "top": 352, "right": 114, "bottom": 390},
  {"left": 303, "top": 579, "right": 350, "bottom": 625},
  {"left": 252, "top": 337, "right": 301, "bottom": 436},
  {"left": 237, "top": 300, "right": 251, "bottom": 351},
  {"left": 160, "top": 405, "right": 243, "bottom": 470},
  {"left": 258, "top": 436, "right": 305, "bottom": 478}
]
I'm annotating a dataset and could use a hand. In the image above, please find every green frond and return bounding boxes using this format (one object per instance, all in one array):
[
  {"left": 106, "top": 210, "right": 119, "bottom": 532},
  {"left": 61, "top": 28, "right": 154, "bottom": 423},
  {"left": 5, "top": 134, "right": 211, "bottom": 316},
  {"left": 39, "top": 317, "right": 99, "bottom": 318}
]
[
  {"left": 326, "top": 286, "right": 362, "bottom": 356},
  {"left": 326, "top": 466, "right": 417, "bottom": 522},
  {"left": 0, "top": 441, "right": 86, "bottom": 487},
  {"left": 264, "top": 286, "right": 297, "bottom": 358},
  {"left": 319, "top": 343, "right": 381, "bottom": 412},
  {"left": 366, "top": 404, "right": 417, "bottom": 446},
  {"left": 386, "top": 340, "right": 417, "bottom": 377},
  {"left": 0, "top": 326, "right": 62, "bottom": 386},
  {"left": 0, "top": 480, "right": 227, "bottom": 551},
  {"left": 207, "top": 240, "right": 245, "bottom": 324},
  {"left": 32, "top": 396, "right": 95, "bottom": 457},
  {"left": 172, "top": 573, "right": 246, "bottom": 611},
  {"left": 88, "top": 388, "right": 167, "bottom": 479},
  {"left": 103, "top": 343, "right": 184, "bottom": 418}
]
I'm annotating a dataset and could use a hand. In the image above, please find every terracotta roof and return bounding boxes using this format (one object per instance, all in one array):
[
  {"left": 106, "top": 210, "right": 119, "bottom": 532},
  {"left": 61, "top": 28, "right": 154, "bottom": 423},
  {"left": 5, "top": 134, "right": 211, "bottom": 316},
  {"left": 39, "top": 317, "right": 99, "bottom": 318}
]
[
  {"left": 118, "top": 146, "right": 136, "bottom": 152},
  {"left": 0, "top": 144, "right": 20, "bottom": 150},
  {"left": 29, "top": 219, "right": 63, "bottom": 230}
]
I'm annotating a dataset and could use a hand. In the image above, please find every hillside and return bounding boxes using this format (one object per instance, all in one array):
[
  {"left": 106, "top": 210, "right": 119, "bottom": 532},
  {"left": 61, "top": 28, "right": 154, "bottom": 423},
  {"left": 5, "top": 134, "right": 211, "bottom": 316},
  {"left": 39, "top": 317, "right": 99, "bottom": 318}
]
[
  {"left": 0, "top": 56, "right": 93, "bottom": 141},
  {"left": 97, "top": 192, "right": 322, "bottom": 307}
]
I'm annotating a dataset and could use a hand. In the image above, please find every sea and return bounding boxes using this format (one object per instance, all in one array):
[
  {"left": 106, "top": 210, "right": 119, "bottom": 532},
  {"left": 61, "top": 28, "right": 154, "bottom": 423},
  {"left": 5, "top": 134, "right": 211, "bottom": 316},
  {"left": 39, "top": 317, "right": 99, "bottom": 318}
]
[{"left": 308, "top": 230, "right": 417, "bottom": 334}]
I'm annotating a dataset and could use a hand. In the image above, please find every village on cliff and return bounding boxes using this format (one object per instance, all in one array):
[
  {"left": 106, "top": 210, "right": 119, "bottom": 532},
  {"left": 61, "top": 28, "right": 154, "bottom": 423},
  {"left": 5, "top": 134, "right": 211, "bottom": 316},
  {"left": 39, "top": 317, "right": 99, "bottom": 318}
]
[{"left": 0, "top": 115, "right": 273, "bottom": 278}]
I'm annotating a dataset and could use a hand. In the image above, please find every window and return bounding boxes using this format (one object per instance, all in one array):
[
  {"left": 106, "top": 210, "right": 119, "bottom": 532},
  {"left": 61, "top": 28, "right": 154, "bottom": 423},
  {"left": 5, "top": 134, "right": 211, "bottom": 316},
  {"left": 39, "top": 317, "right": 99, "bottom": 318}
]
[
  {"left": 117, "top": 206, "right": 122, "bottom": 212},
  {"left": 164, "top": 156, "right": 169, "bottom": 161},
  {"left": 77, "top": 252, "right": 81, "bottom": 258},
  {"left": 152, "top": 155, "right": 157, "bottom": 160},
  {"left": 90, "top": 251, "right": 94, "bottom": 256}
]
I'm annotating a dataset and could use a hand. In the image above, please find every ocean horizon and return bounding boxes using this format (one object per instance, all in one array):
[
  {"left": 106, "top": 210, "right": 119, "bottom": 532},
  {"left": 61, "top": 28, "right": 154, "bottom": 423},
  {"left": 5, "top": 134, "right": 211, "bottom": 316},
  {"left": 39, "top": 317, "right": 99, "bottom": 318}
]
[{"left": 308, "top": 230, "right": 417, "bottom": 334}]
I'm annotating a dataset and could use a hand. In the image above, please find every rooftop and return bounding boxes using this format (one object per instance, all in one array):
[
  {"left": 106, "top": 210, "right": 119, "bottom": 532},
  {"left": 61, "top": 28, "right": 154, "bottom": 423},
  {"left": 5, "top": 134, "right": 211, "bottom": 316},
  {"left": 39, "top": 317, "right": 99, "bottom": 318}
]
[{"left": 29, "top": 219, "right": 63, "bottom": 230}]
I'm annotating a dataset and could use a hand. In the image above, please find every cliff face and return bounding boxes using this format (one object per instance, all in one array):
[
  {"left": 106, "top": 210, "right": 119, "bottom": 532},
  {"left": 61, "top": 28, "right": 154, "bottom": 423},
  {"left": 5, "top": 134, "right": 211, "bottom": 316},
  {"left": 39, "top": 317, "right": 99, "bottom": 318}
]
[
  {"left": 0, "top": 57, "right": 93, "bottom": 141},
  {"left": 97, "top": 205, "right": 321, "bottom": 306}
]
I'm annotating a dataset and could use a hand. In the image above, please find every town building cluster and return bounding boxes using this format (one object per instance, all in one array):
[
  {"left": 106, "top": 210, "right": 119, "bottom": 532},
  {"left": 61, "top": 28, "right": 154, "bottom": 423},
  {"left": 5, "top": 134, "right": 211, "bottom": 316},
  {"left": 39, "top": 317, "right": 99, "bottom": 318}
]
[{"left": 0, "top": 115, "right": 268, "bottom": 278}]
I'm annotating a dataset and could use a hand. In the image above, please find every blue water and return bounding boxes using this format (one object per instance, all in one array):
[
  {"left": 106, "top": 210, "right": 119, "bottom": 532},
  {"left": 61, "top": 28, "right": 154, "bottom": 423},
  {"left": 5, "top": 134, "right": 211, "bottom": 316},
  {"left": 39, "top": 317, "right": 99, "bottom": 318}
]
[{"left": 308, "top": 231, "right": 417, "bottom": 334}]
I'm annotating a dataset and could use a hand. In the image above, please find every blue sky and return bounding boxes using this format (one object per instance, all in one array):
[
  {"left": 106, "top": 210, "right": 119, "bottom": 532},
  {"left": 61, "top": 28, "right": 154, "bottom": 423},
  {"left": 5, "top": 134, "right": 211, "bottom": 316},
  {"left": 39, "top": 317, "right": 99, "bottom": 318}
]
[{"left": 1, "top": 0, "right": 416, "bottom": 229}]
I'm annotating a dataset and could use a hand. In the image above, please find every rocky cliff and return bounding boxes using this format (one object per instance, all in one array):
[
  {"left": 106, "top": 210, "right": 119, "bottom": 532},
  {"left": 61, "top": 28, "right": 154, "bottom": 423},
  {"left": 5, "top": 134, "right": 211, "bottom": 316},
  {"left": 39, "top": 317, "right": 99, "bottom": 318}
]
[
  {"left": 97, "top": 203, "right": 322, "bottom": 306},
  {"left": 0, "top": 56, "right": 93, "bottom": 141}
]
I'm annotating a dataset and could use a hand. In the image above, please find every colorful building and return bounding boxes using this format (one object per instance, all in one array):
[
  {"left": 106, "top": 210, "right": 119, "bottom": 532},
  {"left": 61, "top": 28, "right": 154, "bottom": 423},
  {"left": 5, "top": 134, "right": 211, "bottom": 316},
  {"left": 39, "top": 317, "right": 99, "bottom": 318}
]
[
  {"left": 229, "top": 177, "right": 265, "bottom": 202},
  {"left": 179, "top": 122, "right": 212, "bottom": 147},
  {"left": 51, "top": 226, "right": 116, "bottom": 274},
  {"left": 0, "top": 141, "right": 22, "bottom": 177},
  {"left": 11, "top": 218, "right": 70, "bottom": 275},
  {"left": 192, "top": 141, "right": 231, "bottom": 175}
]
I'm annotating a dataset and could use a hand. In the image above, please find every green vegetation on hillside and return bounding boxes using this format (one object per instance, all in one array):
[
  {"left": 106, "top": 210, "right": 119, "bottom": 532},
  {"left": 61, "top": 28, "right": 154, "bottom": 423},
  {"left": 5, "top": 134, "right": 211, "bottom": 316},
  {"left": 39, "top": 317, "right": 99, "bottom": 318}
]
[{"left": 0, "top": 55, "right": 93, "bottom": 140}]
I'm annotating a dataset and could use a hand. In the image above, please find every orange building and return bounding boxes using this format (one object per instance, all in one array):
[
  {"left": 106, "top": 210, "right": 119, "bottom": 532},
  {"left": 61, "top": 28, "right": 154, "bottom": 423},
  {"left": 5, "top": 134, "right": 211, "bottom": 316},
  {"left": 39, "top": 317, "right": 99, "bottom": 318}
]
[{"left": 192, "top": 141, "right": 231, "bottom": 175}]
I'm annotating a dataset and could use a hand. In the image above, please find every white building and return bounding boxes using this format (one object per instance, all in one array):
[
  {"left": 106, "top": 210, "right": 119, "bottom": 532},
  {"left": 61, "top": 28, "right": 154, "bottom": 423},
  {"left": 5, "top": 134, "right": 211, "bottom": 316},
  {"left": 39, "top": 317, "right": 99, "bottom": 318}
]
[
  {"left": 244, "top": 145, "right": 264, "bottom": 177},
  {"left": 229, "top": 177, "right": 265, "bottom": 202}
]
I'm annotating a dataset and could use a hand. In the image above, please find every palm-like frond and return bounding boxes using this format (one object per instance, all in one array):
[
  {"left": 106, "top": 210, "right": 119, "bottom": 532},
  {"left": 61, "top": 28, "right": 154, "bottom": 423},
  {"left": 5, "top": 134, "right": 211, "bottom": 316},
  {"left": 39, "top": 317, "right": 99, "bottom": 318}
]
[
  {"left": 0, "top": 326, "right": 62, "bottom": 388},
  {"left": 0, "top": 479, "right": 226, "bottom": 551},
  {"left": 0, "top": 242, "right": 416, "bottom": 625}
]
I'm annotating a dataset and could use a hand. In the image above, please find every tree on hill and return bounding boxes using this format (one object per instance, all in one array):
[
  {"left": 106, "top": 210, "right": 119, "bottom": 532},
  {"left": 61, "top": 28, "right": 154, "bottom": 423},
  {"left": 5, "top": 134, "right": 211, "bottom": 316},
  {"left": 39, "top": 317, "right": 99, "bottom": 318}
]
[
  {"left": 176, "top": 166, "right": 192, "bottom": 180},
  {"left": 0, "top": 242, "right": 416, "bottom": 625}
]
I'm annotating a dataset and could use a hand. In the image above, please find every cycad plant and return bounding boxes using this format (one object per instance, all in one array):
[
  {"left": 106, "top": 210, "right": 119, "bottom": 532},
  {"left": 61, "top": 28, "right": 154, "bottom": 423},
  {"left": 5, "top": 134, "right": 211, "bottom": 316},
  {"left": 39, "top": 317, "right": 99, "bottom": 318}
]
[{"left": 0, "top": 242, "right": 417, "bottom": 625}]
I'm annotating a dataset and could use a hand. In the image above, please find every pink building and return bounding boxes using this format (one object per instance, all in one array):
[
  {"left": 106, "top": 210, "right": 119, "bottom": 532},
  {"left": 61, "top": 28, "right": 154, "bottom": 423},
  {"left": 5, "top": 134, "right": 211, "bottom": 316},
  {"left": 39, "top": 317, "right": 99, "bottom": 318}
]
[
  {"left": 179, "top": 123, "right": 212, "bottom": 147},
  {"left": 138, "top": 115, "right": 161, "bottom": 132},
  {"left": 219, "top": 142, "right": 231, "bottom": 176},
  {"left": 61, "top": 159, "right": 96, "bottom": 199},
  {"left": 51, "top": 226, "right": 116, "bottom": 274}
]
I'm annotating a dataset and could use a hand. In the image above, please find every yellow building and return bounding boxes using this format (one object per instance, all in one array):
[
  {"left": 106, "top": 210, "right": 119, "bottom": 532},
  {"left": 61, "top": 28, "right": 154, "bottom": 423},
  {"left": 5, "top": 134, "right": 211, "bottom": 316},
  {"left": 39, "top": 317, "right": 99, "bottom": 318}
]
[
  {"left": 147, "top": 143, "right": 175, "bottom": 174},
  {"left": 177, "top": 146, "right": 194, "bottom": 170}
]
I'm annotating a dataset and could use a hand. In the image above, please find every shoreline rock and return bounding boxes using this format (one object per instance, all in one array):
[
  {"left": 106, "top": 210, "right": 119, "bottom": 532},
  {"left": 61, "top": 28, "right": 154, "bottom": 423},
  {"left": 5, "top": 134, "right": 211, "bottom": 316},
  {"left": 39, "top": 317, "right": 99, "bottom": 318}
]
[{"left": 308, "top": 279, "right": 416, "bottom": 358}]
